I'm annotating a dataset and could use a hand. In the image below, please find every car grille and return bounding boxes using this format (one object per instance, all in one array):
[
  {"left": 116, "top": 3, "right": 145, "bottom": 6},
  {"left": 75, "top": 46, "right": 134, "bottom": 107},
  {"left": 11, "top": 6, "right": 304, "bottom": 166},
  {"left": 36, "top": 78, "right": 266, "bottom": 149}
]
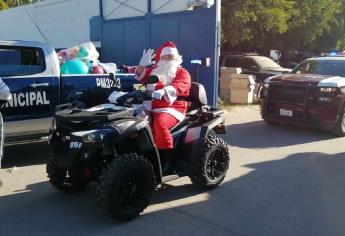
[{"left": 269, "top": 84, "right": 307, "bottom": 104}]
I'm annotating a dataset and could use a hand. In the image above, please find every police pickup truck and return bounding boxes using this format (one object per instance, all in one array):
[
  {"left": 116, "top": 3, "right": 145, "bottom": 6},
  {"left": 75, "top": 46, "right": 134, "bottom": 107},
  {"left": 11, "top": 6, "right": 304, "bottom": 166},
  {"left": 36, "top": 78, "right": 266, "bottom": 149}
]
[{"left": 0, "top": 40, "right": 136, "bottom": 143}]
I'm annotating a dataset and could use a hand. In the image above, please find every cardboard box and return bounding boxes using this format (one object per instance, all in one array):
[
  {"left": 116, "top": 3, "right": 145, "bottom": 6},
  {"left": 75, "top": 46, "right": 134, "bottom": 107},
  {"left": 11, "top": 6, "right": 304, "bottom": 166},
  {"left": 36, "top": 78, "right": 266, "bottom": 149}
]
[
  {"left": 219, "top": 77, "right": 232, "bottom": 89},
  {"left": 220, "top": 67, "right": 242, "bottom": 76},
  {"left": 219, "top": 88, "right": 231, "bottom": 103},
  {"left": 230, "top": 87, "right": 254, "bottom": 104},
  {"left": 230, "top": 74, "right": 255, "bottom": 89}
]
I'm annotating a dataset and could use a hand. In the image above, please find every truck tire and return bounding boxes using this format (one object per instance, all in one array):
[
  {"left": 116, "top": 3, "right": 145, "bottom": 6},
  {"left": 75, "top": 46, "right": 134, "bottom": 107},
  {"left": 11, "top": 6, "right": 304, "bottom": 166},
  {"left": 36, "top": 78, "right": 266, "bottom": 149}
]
[
  {"left": 333, "top": 108, "right": 345, "bottom": 136},
  {"left": 264, "top": 118, "right": 278, "bottom": 125},
  {"left": 96, "top": 153, "right": 155, "bottom": 222},
  {"left": 189, "top": 135, "right": 230, "bottom": 190},
  {"left": 46, "top": 158, "right": 88, "bottom": 193}
]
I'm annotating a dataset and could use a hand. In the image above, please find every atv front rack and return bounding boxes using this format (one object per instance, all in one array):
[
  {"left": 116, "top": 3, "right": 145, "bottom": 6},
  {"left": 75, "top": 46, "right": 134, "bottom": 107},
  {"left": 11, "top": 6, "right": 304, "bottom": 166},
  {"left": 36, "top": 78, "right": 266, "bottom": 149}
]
[{"left": 55, "top": 108, "right": 133, "bottom": 122}]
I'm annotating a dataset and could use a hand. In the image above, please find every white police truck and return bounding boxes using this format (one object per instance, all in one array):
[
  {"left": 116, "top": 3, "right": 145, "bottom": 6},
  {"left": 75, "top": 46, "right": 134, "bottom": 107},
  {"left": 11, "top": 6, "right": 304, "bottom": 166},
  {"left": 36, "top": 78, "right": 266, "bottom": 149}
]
[{"left": 0, "top": 40, "right": 135, "bottom": 143}]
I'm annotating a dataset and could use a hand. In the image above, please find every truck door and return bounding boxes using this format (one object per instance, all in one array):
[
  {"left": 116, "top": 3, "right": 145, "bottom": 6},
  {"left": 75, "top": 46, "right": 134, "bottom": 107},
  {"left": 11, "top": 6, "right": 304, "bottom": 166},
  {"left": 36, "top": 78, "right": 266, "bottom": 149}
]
[{"left": 0, "top": 46, "right": 59, "bottom": 138}]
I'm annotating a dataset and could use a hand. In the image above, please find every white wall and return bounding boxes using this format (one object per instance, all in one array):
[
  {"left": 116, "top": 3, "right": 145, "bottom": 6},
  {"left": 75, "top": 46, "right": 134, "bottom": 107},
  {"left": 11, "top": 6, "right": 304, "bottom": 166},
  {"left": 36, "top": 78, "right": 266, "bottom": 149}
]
[
  {"left": 151, "top": 0, "right": 214, "bottom": 14},
  {"left": 102, "top": 0, "right": 147, "bottom": 20},
  {"left": 0, "top": 0, "right": 215, "bottom": 48},
  {"left": 0, "top": 0, "right": 100, "bottom": 49}
]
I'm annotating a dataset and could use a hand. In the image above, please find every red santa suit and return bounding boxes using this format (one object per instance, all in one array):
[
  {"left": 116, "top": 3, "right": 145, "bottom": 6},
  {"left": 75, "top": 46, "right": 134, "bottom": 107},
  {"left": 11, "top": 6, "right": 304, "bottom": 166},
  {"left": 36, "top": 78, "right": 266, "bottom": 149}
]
[{"left": 135, "top": 41, "right": 191, "bottom": 149}]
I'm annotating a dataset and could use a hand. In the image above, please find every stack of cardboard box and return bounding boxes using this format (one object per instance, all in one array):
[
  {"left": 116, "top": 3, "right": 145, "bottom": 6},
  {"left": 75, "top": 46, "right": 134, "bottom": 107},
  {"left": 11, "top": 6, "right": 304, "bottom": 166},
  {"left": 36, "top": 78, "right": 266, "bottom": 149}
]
[
  {"left": 219, "top": 67, "right": 241, "bottom": 103},
  {"left": 230, "top": 74, "right": 255, "bottom": 104},
  {"left": 219, "top": 67, "right": 256, "bottom": 104}
]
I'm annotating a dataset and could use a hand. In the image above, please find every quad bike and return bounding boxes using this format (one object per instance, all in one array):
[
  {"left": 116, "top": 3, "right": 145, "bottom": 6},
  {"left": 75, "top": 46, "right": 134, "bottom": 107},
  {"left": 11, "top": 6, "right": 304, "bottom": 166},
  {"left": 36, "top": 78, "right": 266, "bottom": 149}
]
[{"left": 47, "top": 79, "right": 230, "bottom": 221}]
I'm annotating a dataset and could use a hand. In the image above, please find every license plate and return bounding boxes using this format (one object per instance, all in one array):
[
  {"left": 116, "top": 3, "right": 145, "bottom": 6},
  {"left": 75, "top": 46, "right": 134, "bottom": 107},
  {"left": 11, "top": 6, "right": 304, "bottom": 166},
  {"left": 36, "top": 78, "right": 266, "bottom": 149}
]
[{"left": 280, "top": 109, "right": 292, "bottom": 117}]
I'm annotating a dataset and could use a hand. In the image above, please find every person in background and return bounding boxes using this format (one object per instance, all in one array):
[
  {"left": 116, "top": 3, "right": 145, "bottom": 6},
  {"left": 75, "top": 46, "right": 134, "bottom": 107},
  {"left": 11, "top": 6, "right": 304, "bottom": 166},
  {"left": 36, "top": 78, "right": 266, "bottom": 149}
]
[{"left": 0, "top": 78, "right": 12, "bottom": 188}]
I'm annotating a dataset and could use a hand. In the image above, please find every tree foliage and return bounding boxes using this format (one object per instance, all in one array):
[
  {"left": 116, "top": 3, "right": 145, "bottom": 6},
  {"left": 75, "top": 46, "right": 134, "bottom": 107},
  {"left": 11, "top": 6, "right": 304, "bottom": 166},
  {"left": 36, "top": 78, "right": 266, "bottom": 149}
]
[
  {"left": 2, "top": 0, "right": 38, "bottom": 8},
  {"left": 0, "top": 0, "right": 9, "bottom": 10},
  {"left": 222, "top": 0, "right": 345, "bottom": 53}
]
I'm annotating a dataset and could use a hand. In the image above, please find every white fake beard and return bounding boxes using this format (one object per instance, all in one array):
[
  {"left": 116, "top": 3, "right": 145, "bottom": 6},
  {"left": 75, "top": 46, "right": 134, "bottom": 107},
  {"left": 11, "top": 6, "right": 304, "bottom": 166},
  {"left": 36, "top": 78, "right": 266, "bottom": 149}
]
[{"left": 151, "top": 57, "right": 182, "bottom": 84}]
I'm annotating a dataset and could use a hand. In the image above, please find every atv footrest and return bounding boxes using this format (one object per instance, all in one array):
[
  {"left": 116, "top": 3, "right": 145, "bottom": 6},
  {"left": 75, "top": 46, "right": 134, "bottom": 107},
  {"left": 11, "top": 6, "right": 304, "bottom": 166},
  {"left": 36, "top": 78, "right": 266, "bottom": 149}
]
[{"left": 162, "top": 174, "right": 181, "bottom": 183}]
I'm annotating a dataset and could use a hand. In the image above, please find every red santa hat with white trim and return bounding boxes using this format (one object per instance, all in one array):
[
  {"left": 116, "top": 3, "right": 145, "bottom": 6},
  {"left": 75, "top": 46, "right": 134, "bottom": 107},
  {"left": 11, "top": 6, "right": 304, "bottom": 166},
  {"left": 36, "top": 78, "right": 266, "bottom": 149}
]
[{"left": 154, "top": 41, "right": 179, "bottom": 62}]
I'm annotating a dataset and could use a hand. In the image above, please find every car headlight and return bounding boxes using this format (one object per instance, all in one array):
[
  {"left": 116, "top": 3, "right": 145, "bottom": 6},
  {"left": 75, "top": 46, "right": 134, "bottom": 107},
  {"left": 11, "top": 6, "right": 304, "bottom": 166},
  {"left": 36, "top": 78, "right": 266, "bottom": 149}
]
[
  {"left": 72, "top": 129, "right": 113, "bottom": 143},
  {"left": 319, "top": 87, "right": 338, "bottom": 93},
  {"left": 262, "top": 83, "right": 270, "bottom": 89}
]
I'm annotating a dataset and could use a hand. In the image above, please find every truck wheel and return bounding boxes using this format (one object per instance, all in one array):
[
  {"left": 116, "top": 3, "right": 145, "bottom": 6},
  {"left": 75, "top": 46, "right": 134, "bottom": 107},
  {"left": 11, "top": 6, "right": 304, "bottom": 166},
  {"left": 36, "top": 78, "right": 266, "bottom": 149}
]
[
  {"left": 46, "top": 158, "right": 88, "bottom": 193},
  {"left": 189, "top": 135, "right": 230, "bottom": 190},
  {"left": 96, "top": 153, "right": 155, "bottom": 222},
  {"left": 333, "top": 108, "right": 345, "bottom": 136},
  {"left": 264, "top": 118, "right": 278, "bottom": 125}
]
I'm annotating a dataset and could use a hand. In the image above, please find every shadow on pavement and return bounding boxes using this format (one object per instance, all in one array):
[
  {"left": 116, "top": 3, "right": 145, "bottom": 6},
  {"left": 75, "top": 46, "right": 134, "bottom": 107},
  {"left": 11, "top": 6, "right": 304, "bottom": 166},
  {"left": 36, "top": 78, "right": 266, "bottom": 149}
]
[
  {"left": 228, "top": 120, "right": 336, "bottom": 148},
  {"left": 1, "top": 152, "right": 345, "bottom": 236},
  {"left": 2, "top": 141, "right": 50, "bottom": 168}
]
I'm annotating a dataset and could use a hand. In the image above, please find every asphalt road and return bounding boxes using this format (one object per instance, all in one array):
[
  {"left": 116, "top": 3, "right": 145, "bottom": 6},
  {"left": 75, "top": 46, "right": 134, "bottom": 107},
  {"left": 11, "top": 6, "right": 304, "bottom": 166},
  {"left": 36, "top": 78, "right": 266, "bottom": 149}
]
[{"left": 1, "top": 105, "right": 345, "bottom": 236}]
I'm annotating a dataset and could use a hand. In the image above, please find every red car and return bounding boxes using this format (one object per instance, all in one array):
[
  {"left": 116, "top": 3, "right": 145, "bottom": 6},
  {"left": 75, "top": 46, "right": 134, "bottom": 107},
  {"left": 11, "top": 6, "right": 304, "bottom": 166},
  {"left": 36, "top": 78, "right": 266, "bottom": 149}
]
[{"left": 259, "top": 56, "right": 345, "bottom": 136}]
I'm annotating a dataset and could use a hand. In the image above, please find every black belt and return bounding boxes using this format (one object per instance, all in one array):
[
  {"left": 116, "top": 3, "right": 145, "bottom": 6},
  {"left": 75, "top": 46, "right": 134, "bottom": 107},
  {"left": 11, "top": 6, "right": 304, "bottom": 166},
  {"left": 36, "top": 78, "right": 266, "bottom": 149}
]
[{"left": 177, "top": 96, "right": 188, "bottom": 101}]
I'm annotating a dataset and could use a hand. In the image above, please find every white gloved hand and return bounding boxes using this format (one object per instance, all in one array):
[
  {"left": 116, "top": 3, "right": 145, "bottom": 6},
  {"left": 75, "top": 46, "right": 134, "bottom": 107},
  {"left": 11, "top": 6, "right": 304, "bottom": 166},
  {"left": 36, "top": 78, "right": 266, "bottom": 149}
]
[
  {"left": 139, "top": 49, "right": 156, "bottom": 67},
  {"left": 152, "top": 89, "right": 165, "bottom": 100}
]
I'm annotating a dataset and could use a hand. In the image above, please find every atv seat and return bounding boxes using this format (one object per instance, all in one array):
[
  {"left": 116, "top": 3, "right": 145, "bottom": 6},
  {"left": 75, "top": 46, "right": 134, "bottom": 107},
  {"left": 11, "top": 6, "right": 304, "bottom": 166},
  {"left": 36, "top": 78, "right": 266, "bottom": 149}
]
[
  {"left": 187, "top": 82, "right": 208, "bottom": 111},
  {"left": 170, "top": 82, "right": 207, "bottom": 133}
]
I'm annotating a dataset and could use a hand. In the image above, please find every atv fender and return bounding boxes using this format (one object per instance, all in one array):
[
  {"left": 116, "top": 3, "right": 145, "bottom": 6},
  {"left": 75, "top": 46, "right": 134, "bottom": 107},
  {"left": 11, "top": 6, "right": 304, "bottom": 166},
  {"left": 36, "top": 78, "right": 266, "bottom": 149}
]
[
  {"left": 201, "top": 115, "right": 227, "bottom": 137},
  {"left": 181, "top": 115, "right": 226, "bottom": 175}
]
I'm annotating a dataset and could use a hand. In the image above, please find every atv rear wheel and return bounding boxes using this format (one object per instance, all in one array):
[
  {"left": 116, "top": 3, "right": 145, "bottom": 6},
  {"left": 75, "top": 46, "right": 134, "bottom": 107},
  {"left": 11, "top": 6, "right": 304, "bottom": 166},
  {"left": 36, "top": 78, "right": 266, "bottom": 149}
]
[
  {"left": 189, "top": 135, "right": 230, "bottom": 190},
  {"left": 96, "top": 153, "right": 155, "bottom": 222},
  {"left": 46, "top": 158, "right": 88, "bottom": 193}
]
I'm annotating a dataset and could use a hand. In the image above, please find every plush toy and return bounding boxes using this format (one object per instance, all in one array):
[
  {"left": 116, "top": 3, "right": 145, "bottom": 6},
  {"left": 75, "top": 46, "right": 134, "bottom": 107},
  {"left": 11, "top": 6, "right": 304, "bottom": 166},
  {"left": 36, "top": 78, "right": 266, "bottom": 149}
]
[
  {"left": 61, "top": 59, "right": 89, "bottom": 74},
  {"left": 91, "top": 65, "right": 104, "bottom": 74}
]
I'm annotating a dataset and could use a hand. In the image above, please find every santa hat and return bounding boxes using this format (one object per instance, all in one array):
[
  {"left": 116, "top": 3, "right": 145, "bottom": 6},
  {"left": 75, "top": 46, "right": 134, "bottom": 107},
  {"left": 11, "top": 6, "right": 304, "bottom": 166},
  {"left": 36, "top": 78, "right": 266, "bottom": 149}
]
[{"left": 154, "top": 41, "right": 179, "bottom": 62}]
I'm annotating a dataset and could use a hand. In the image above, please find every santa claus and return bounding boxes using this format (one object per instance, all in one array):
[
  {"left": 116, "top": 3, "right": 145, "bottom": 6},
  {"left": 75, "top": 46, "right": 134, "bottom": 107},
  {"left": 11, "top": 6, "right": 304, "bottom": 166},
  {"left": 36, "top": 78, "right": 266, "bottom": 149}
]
[{"left": 135, "top": 41, "right": 191, "bottom": 162}]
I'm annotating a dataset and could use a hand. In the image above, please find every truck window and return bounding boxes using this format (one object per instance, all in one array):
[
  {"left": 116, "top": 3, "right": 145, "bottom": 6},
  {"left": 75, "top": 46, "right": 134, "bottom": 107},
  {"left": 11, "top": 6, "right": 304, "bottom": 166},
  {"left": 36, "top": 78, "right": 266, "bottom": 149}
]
[
  {"left": 240, "top": 58, "right": 259, "bottom": 71},
  {"left": 0, "top": 46, "right": 46, "bottom": 77},
  {"left": 292, "top": 60, "right": 345, "bottom": 77},
  {"left": 224, "top": 57, "right": 241, "bottom": 67}
]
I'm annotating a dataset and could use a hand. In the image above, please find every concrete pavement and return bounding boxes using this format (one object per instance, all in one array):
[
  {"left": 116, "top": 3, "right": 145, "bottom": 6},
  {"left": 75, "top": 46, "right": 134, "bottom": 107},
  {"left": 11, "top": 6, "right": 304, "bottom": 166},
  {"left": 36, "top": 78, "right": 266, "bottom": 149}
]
[{"left": 1, "top": 105, "right": 345, "bottom": 236}]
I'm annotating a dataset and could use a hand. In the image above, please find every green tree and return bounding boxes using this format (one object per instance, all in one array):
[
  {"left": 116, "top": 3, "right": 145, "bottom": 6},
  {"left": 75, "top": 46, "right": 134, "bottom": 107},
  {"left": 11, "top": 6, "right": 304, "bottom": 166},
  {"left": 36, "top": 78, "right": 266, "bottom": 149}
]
[
  {"left": 222, "top": 0, "right": 345, "bottom": 53},
  {"left": 4, "top": 0, "right": 38, "bottom": 7},
  {"left": 281, "top": 0, "right": 344, "bottom": 52},
  {"left": 222, "top": 0, "right": 295, "bottom": 51},
  {"left": 0, "top": 0, "right": 9, "bottom": 10}
]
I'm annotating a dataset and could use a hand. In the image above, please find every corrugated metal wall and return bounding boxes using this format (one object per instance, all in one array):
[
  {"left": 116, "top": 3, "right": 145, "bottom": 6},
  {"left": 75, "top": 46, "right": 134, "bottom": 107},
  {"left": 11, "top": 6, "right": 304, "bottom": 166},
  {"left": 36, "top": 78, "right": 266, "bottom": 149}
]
[{"left": 101, "top": 0, "right": 220, "bottom": 106}]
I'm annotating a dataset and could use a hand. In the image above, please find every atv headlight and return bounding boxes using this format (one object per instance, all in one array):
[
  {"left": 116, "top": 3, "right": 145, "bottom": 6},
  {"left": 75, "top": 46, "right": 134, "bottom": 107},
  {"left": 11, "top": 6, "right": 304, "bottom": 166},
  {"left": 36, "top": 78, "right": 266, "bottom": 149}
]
[{"left": 72, "top": 129, "right": 113, "bottom": 143}]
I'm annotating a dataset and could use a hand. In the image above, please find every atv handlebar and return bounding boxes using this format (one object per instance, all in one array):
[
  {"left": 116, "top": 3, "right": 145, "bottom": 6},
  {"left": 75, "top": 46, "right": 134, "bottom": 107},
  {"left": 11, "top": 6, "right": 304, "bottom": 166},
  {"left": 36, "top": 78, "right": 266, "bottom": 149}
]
[{"left": 116, "top": 90, "right": 152, "bottom": 107}]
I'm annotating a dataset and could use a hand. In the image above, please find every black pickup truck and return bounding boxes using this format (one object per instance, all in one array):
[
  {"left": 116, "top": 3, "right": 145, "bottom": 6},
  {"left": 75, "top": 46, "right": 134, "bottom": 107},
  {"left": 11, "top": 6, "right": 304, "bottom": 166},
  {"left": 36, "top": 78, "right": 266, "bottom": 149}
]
[{"left": 0, "top": 40, "right": 136, "bottom": 142}]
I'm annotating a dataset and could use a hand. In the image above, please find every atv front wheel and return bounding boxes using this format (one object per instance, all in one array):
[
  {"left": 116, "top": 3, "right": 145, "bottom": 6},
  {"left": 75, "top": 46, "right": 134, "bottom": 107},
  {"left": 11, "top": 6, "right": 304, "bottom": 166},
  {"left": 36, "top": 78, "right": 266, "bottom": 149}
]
[
  {"left": 46, "top": 158, "right": 88, "bottom": 193},
  {"left": 96, "top": 153, "right": 155, "bottom": 222},
  {"left": 189, "top": 135, "right": 230, "bottom": 190}
]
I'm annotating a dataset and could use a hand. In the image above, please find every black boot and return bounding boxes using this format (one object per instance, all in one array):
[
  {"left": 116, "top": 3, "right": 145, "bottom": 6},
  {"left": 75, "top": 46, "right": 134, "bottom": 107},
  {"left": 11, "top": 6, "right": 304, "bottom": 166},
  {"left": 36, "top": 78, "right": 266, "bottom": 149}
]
[{"left": 159, "top": 149, "right": 175, "bottom": 175}]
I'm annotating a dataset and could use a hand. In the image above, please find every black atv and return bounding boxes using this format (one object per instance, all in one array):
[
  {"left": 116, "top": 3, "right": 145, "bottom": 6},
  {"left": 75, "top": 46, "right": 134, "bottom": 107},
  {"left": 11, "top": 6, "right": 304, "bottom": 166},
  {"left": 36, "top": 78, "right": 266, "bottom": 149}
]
[{"left": 47, "top": 81, "right": 230, "bottom": 221}]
